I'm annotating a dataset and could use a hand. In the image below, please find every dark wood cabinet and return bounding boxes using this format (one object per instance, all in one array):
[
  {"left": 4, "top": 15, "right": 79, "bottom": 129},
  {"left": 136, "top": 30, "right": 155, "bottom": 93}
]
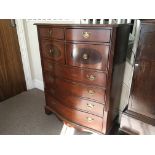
[
  {"left": 36, "top": 24, "right": 130, "bottom": 134},
  {"left": 120, "top": 20, "right": 155, "bottom": 135}
]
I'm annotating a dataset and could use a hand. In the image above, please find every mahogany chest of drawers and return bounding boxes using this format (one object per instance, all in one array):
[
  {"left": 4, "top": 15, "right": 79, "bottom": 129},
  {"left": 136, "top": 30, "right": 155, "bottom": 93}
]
[{"left": 36, "top": 24, "right": 130, "bottom": 134}]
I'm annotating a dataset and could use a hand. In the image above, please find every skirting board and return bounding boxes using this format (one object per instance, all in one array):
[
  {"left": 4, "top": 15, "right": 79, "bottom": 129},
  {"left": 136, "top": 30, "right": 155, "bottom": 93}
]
[{"left": 33, "top": 79, "right": 44, "bottom": 91}]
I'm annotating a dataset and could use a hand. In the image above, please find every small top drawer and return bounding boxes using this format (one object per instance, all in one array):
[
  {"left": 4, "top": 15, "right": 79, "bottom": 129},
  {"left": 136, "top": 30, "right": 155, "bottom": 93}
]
[
  {"left": 66, "top": 28, "right": 111, "bottom": 42},
  {"left": 38, "top": 27, "right": 64, "bottom": 40}
]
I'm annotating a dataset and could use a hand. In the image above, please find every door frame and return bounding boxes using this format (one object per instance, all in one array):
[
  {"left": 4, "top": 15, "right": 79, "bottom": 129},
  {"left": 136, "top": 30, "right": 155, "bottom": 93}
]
[{"left": 15, "top": 19, "right": 34, "bottom": 90}]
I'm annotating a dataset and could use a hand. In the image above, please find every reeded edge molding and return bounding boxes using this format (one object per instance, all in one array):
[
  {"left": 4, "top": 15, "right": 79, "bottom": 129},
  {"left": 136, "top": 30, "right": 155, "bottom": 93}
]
[{"left": 15, "top": 19, "right": 34, "bottom": 90}]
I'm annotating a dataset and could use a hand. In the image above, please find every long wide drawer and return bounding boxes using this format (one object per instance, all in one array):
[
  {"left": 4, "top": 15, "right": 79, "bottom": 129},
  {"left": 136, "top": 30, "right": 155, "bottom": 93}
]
[
  {"left": 44, "top": 73, "right": 106, "bottom": 104},
  {"left": 46, "top": 94, "right": 103, "bottom": 132},
  {"left": 42, "top": 60, "right": 107, "bottom": 87},
  {"left": 46, "top": 88, "right": 104, "bottom": 117}
]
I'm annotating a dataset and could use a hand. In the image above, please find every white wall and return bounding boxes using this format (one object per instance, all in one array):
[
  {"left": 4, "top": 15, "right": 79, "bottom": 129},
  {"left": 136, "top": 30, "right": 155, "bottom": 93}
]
[
  {"left": 23, "top": 19, "right": 80, "bottom": 90},
  {"left": 24, "top": 20, "right": 44, "bottom": 90}
]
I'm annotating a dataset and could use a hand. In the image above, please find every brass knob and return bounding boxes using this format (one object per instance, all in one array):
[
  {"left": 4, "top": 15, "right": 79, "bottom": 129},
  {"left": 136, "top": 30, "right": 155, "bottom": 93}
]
[
  {"left": 88, "top": 89, "right": 95, "bottom": 95},
  {"left": 86, "top": 117, "right": 94, "bottom": 122},
  {"left": 82, "top": 32, "right": 91, "bottom": 39},
  {"left": 82, "top": 53, "right": 88, "bottom": 60},
  {"left": 49, "top": 47, "right": 60, "bottom": 57},
  {"left": 86, "top": 74, "right": 96, "bottom": 81},
  {"left": 49, "top": 49, "right": 54, "bottom": 54},
  {"left": 86, "top": 103, "right": 95, "bottom": 109}
]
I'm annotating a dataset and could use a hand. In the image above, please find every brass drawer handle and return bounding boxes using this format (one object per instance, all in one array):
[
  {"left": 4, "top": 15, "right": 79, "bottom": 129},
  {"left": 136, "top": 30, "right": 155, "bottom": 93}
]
[
  {"left": 49, "top": 49, "right": 54, "bottom": 54},
  {"left": 82, "top": 32, "right": 91, "bottom": 39},
  {"left": 49, "top": 29, "right": 53, "bottom": 37},
  {"left": 49, "top": 47, "right": 60, "bottom": 57},
  {"left": 88, "top": 89, "right": 95, "bottom": 95},
  {"left": 86, "top": 74, "right": 96, "bottom": 81},
  {"left": 82, "top": 53, "right": 88, "bottom": 60},
  {"left": 86, "top": 103, "right": 95, "bottom": 109},
  {"left": 86, "top": 117, "right": 94, "bottom": 122}
]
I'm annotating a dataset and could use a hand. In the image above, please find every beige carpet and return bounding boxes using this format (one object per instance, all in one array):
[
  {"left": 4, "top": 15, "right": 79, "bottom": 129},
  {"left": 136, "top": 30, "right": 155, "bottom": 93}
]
[{"left": 0, "top": 89, "right": 63, "bottom": 135}]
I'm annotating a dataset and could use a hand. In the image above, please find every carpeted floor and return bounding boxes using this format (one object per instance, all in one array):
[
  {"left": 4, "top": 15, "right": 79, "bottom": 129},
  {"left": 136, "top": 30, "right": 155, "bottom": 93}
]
[
  {"left": 0, "top": 88, "right": 120, "bottom": 135},
  {"left": 0, "top": 89, "right": 63, "bottom": 135}
]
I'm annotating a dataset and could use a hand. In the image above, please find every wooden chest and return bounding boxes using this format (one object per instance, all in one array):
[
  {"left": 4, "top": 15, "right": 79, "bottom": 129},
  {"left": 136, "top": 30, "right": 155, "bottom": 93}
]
[{"left": 36, "top": 24, "right": 130, "bottom": 134}]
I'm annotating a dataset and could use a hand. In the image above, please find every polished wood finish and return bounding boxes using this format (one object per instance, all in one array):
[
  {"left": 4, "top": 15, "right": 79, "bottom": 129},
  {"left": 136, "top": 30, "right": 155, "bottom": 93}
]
[
  {"left": 120, "top": 20, "right": 155, "bottom": 134},
  {"left": 0, "top": 19, "right": 26, "bottom": 101},
  {"left": 38, "top": 27, "right": 64, "bottom": 40},
  {"left": 44, "top": 73, "right": 106, "bottom": 103},
  {"left": 36, "top": 24, "right": 130, "bottom": 134},
  {"left": 66, "top": 43, "right": 109, "bottom": 70},
  {"left": 129, "top": 60, "right": 155, "bottom": 118},
  {"left": 41, "top": 40, "right": 65, "bottom": 63},
  {"left": 66, "top": 28, "right": 111, "bottom": 42},
  {"left": 46, "top": 89, "right": 104, "bottom": 117},
  {"left": 43, "top": 60, "right": 107, "bottom": 87},
  {"left": 46, "top": 94, "right": 103, "bottom": 132}
]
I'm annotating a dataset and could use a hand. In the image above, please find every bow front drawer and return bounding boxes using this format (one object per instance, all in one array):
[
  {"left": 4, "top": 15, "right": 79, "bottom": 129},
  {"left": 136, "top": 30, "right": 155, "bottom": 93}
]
[
  {"left": 46, "top": 94, "right": 103, "bottom": 132},
  {"left": 66, "top": 43, "right": 109, "bottom": 70},
  {"left": 42, "top": 60, "right": 107, "bottom": 87},
  {"left": 44, "top": 74, "right": 106, "bottom": 104},
  {"left": 46, "top": 88, "right": 104, "bottom": 117},
  {"left": 66, "top": 28, "right": 111, "bottom": 42}
]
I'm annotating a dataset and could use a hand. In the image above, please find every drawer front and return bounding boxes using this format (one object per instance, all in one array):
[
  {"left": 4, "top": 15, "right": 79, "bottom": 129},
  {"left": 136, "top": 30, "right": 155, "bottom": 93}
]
[
  {"left": 41, "top": 41, "right": 65, "bottom": 63},
  {"left": 38, "top": 27, "right": 64, "bottom": 39},
  {"left": 46, "top": 94, "right": 103, "bottom": 132},
  {"left": 44, "top": 74, "right": 106, "bottom": 104},
  {"left": 46, "top": 88, "right": 104, "bottom": 117},
  {"left": 66, "top": 43, "right": 109, "bottom": 70},
  {"left": 43, "top": 60, "right": 107, "bottom": 87},
  {"left": 66, "top": 28, "right": 111, "bottom": 42}
]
